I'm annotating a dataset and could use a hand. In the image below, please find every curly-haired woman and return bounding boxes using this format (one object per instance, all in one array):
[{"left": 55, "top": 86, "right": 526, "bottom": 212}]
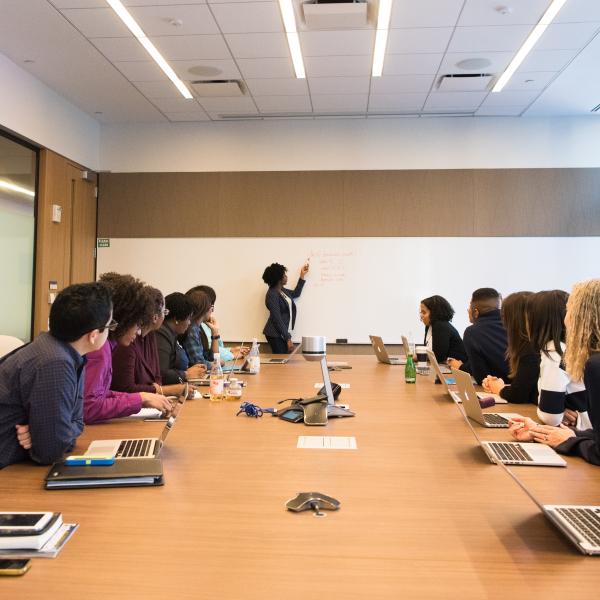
[
  {"left": 83, "top": 273, "right": 172, "bottom": 424},
  {"left": 261, "top": 261, "right": 309, "bottom": 354}
]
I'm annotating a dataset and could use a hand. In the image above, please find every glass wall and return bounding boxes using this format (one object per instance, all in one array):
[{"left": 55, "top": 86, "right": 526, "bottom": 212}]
[{"left": 0, "top": 133, "right": 37, "bottom": 342}]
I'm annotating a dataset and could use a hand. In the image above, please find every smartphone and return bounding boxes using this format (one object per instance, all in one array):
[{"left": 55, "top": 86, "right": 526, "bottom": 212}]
[
  {"left": 0, "top": 559, "right": 31, "bottom": 576},
  {"left": 0, "top": 512, "right": 53, "bottom": 532}
]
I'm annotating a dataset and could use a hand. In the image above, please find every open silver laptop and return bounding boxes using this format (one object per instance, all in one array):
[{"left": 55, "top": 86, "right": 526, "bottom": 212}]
[
  {"left": 261, "top": 342, "right": 301, "bottom": 364},
  {"left": 85, "top": 385, "right": 188, "bottom": 460},
  {"left": 401, "top": 335, "right": 411, "bottom": 358},
  {"left": 426, "top": 349, "right": 507, "bottom": 404},
  {"left": 451, "top": 368, "right": 522, "bottom": 428},
  {"left": 369, "top": 335, "right": 406, "bottom": 365},
  {"left": 495, "top": 456, "right": 600, "bottom": 555},
  {"left": 457, "top": 398, "right": 566, "bottom": 467}
]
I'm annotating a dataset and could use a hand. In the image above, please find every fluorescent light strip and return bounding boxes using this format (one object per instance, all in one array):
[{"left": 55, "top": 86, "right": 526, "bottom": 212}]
[
  {"left": 278, "top": 0, "right": 305, "bottom": 79},
  {"left": 106, "top": 0, "right": 192, "bottom": 99},
  {"left": 0, "top": 180, "right": 35, "bottom": 198},
  {"left": 492, "top": 0, "right": 568, "bottom": 92},
  {"left": 372, "top": 0, "right": 393, "bottom": 77}
]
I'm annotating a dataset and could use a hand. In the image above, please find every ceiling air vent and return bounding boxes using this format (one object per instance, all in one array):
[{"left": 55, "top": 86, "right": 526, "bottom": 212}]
[
  {"left": 437, "top": 73, "right": 494, "bottom": 92},
  {"left": 191, "top": 80, "right": 245, "bottom": 97},
  {"left": 303, "top": 0, "right": 368, "bottom": 29},
  {"left": 591, "top": 103, "right": 600, "bottom": 113}
]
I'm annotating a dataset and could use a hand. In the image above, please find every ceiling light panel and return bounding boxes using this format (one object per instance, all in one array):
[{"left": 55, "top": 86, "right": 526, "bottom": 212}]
[{"left": 278, "top": 0, "right": 305, "bottom": 79}]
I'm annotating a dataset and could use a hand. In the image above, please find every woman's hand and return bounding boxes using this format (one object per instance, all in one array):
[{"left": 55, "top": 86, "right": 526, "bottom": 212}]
[
  {"left": 140, "top": 393, "right": 174, "bottom": 415},
  {"left": 15, "top": 424, "right": 32, "bottom": 450},
  {"left": 231, "top": 346, "right": 249, "bottom": 359},
  {"left": 529, "top": 423, "right": 576, "bottom": 448},
  {"left": 287, "top": 339, "right": 294, "bottom": 352},
  {"left": 186, "top": 364, "right": 207, "bottom": 379},
  {"left": 206, "top": 314, "right": 219, "bottom": 333},
  {"left": 447, "top": 358, "right": 462, "bottom": 370},
  {"left": 508, "top": 417, "right": 537, "bottom": 442},
  {"left": 562, "top": 408, "right": 578, "bottom": 427},
  {"left": 300, "top": 262, "right": 309, "bottom": 279},
  {"left": 482, "top": 376, "right": 505, "bottom": 395}
]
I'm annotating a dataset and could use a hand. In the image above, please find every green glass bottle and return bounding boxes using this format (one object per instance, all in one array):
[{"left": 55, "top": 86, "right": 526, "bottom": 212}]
[{"left": 404, "top": 354, "right": 416, "bottom": 384}]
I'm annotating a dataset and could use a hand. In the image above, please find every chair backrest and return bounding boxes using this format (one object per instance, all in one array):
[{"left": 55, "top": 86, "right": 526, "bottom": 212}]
[{"left": 0, "top": 335, "right": 24, "bottom": 358}]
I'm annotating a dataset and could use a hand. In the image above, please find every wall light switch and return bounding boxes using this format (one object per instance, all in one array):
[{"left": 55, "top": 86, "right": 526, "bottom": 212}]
[{"left": 52, "top": 204, "right": 62, "bottom": 223}]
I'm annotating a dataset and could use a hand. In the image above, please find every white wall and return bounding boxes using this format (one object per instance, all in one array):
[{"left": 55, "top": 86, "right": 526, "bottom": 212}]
[
  {"left": 100, "top": 115, "right": 600, "bottom": 173},
  {"left": 0, "top": 53, "right": 100, "bottom": 169}
]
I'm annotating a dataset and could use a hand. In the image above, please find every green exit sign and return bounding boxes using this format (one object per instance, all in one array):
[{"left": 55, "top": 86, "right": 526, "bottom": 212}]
[{"left": 97, "top": 238, "right": 110, "bottom": 248}]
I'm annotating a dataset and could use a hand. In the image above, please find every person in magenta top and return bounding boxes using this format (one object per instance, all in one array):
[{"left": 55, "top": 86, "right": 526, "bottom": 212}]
[{"left": 83, "top": 274, "right": 172, "bottom": 424}]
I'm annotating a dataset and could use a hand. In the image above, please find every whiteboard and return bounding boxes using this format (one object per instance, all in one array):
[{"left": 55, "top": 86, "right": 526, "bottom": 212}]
[{"left": 97, "top": 237, "right": 595, "bottom": 345}]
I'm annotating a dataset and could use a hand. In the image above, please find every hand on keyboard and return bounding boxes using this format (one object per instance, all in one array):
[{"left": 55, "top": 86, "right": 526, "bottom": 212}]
[{"left": 508, "top": 417, "right": 536, "bottom": 442}]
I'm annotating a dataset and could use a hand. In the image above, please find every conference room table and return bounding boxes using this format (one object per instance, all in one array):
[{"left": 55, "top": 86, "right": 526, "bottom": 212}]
[{"left": 2, "top": 355, "right": 600, "bottom": 599}]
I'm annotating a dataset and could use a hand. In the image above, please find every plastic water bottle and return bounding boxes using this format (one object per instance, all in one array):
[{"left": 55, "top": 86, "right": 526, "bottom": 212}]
[
  {"left": 404, "top": 354, "right": 416, "bottom": 384},
  {"left": 247, "top": 338, "right": 261, "bottom": 374},
  {"left": 209, "top": 353, "right": 225, "bottom": 401}
]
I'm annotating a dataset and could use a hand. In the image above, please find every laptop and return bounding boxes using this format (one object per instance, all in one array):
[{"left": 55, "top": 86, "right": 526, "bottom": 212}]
[
  {"left": 426, "top": 349, "right": 507, "bottom": 404},
  {"left": 457, "top": 399, "right": 566, "bottom": 467},
  {"left": 451, "top": 368, "right": 522, "bottom": 428},
  {"left": 261, "top": 343, "right": 301, "bottom": 364},
  {"left": 369, "top": 335, "right": 406, "bottom": 365},
  {"left": 495, "top": 457, "right": 600, "bottom": 555},
  {"left": 85, "top": 384, "right": 188, "bottom": 460}
]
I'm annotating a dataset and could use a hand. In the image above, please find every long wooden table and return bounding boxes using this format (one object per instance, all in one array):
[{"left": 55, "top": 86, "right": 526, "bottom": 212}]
[{"left": 2, "top": 355, "right": 599, "bottom": 599}]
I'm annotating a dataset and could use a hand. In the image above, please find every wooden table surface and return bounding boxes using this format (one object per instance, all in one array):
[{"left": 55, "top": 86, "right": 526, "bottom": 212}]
[{"left": 1, "top": 355, "right": 599, "bottom": 599}]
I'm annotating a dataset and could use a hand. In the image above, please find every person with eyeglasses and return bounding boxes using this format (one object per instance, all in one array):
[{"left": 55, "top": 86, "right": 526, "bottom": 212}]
[
  {"left": 0, "top": 282, "right": 113, "bottom": 468},
  {"left": 111, "top": 286, "right": 190, "bottom": 397},
  {"left": 83, "top": 273, "right": 173, "bottom": 424},
  {"left": 156, "top": 292, "right": 207, "bottom": 384}
]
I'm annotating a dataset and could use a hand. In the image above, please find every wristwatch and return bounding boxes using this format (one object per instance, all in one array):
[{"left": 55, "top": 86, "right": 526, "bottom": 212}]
[{"left": 212, "top": 334, "right": 221, "bottom": 340}]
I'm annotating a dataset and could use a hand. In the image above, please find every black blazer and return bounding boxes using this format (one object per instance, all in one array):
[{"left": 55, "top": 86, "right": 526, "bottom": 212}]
[
  {"left": 425, "top": 320, "right": 467, "bottom": 364},
  {"left": 262, "top": 279, "right": 305, "bottom": 341}
]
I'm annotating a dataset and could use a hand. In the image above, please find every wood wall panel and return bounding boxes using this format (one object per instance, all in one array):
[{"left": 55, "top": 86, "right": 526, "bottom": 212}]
[{"left": 98, "top": 168, "right": 600, "bottom": 238}]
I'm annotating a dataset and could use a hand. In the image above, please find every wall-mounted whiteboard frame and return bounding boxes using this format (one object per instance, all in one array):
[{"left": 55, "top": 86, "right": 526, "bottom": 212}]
[{"left": 97, "top": 237, "right": 597, "bottom": 345}]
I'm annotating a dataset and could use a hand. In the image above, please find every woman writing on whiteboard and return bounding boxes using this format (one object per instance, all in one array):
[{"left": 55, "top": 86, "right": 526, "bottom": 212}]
[{"left": 262, "top": 261, "right": 309, "bottom": 354}]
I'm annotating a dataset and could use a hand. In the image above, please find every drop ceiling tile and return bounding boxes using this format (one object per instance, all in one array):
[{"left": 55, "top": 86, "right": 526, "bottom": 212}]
[
  {"left": 170, "top": 59, "right": 241, "bottom": 80},
  {"left": 210, "top": 3, "right": 283, "bottom": 34},
  {"left": 254, "top": 95, "right": 312, "bottom": 112},
  {"left": 50, "top": 1, "right": 110, "bottom": 6},
  {"left": 237, "top": 57, "right": 294, "bottom": 78},
  {"left": 299, "top": 30, "right": 375, "bottom": 57},
  {"left": 61, "top": 8, "right": 132, "bottom": 37},
  {"left": 305, "top": 55, "right": 372, "bottom": 77},
  {"left": 390, "top": 0, "right": 464, "bottom": 28},
  {"left": 150, "top": 35, "right": 231, "bottom": 60},
  {"left": 53, "top": 1, "right": 209, "bottom": 5},
  {"left": 225, "top": 33, "right": 289, "bottom": 58},
  {"left": 368, "top": 93, "right": 427, "bottom": 111},
  {"left": 536, "top": 22, "right": 600, "bottom": 51},
  {"left": 311, "top": 94, "right": 367, "bottom": 112},
  {"left": 555, "top": 0, "right": 600, "bottom": 23},
  {"left": 383, "top": 53, "right": 443, "bottom": 75},
  {"left": 128, "top": 5, "right": 219, "bottom": 36},
  {"left": 90, "top": 37, "right": 147, "bottom": 61},
  {"left": 504, "top": 71, "right": 557, "bottom": 91},
  {"left": 165, "top": 110, "right": 211, "bottom": 122},
  {"left": 245, "top": 78, "right": 308, "bottom": 96},
  {"left": 133, "top": 80, "right": 185, "bottom": 98},
  {"left": 518, "top": 48, "right": 579, "bottom": 71},
  {"left": 151, "top": 97, "right": 203, "bottom": 111},
  {"left": 386, "top": 28, "right": 453, "bottom": 54},
  {"left": 483, "top": 90, "right": 539, "bottom": 106},
  {"left": 308, "top": 76, "right": 370, "bottom": 95},
  {"left": 449, "top": 25, "right": 532, "bottom": 53},
  {"left": 438, "top": 52, "right": 513, "bottom": 74},
  {"left": 370, "top": 74, "right": 435, "bottom": 94},
  {"left": 198, "top": 96, "right": 257, "bottom": 111},
  {"left": 424, "top": 91, "right": 487, "bottom": 111},
  {"left": 113, "top": 60, "right": 166, "bottom": 81},
  {"left": 458, "top": 0, "right": 550, "bottom": 26},
  {"left": 476, "top": 106, "right": 527, "bottom": 116},
  {"left": 125, "top": 0, "right": 208, "bottom": 5}
]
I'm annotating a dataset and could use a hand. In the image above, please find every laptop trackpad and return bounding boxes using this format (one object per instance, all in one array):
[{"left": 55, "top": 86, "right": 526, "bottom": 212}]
[{"left": 86, "top": 441, "right": 119, "bottom": 457}]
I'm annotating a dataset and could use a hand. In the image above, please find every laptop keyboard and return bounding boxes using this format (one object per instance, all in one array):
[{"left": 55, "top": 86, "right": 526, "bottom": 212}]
[
  {"left": 556, "top": 508, "right": 600, "bottom": 547},
  {"left": 489, "top": 442, "right": 533, "bottom": 463},
  {"left": 116, "top": 438, "right": 153, "bottom": 458},
  {"left": 484, "top": 414, "right": 509, "bottom": 426}
]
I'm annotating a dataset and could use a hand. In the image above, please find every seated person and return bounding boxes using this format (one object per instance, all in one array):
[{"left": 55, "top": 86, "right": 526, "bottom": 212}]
[
  {"left": 111, "top": 286, "right": 188, "bottom": 397},
  {"left": 420, "top": 295, "right": 467, "bottom": 365},
  {"left": 156, "top": 292, "right": 206, "bottom": 383},
  {"left": 83, "top": 273, "right": 172, "bottom": 424},
  {"left": 186, "top": 285, "right": 248, "bottom": 363},
  {"left": 0, "top": 283, "right": 111, "bottom": 468},
  {"left": 448, "top": 288, "right": 509, "bottom": 384},
  {"left": 509, "top": 280, "right": 600, "bottom": 466},
  {"left": 182, "top": 289, "right": 219, "bottom": 369},
  {"left": 482, "top": 292, "right": 539, "bottom": 404}
]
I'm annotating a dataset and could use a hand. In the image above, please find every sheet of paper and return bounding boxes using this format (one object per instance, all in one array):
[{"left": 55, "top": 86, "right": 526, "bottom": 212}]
[
  {"left": 297, "top": 436, "right": 357, "bottom": 449},
  {"left": 314, "top": 382, "right": 350, "bottom": 389}
]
